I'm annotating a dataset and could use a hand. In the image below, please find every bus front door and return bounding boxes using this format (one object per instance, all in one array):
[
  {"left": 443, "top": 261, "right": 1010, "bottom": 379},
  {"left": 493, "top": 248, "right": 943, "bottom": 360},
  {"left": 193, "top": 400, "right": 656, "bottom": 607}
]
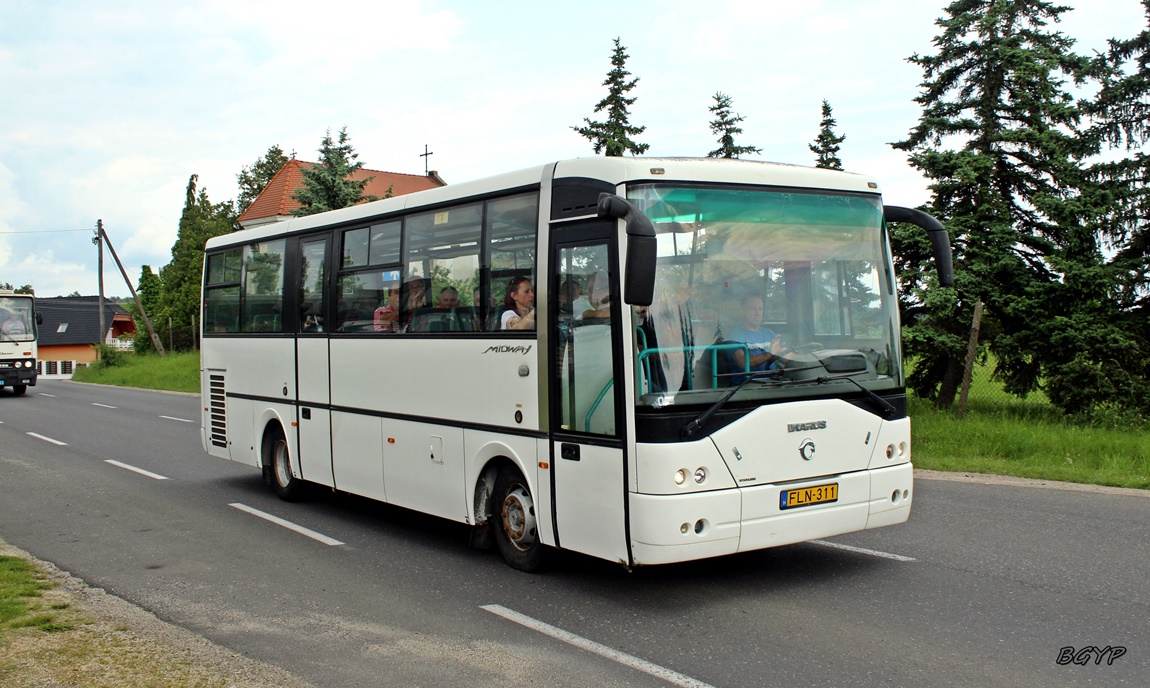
[{"left": 549, "top": 233, "right": 630, "bottom": 565}]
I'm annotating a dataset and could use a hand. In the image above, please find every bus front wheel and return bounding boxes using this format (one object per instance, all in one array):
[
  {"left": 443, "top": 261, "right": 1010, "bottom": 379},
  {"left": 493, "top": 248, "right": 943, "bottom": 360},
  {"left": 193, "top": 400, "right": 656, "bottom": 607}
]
[
  {"left": 264, "top": 425, "right": 303, "bottom": 502},
  {"left": 492, "top": 465, "right": 546, "bottom": 572}
]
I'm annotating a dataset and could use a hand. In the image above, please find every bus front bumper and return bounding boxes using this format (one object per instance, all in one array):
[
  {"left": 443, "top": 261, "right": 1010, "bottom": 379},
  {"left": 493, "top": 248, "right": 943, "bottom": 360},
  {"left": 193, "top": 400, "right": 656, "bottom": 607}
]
[
  {"left": 0, "top": 371, "right": 37, "bottom": 387},
  {"left": 629, "top": 463, "right": 913, "bottom": 566}
]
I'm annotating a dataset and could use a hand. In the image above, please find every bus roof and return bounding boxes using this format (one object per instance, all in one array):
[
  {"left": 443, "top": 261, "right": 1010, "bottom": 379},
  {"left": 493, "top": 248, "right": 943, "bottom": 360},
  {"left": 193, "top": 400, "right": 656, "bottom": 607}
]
[{"left": 206, "top": 157, "right": 881, "bottom": 250}]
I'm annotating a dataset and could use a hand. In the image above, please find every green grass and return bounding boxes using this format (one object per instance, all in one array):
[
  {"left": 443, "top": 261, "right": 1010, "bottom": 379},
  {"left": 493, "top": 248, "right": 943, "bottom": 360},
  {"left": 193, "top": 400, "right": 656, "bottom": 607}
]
[
  {"left": 71, "top": 351, "right": 200, "bottom": 393},
  {"left": 0, "top": 555, "right": 71, "bottom": 633},
  {"left": 907, "top": 357, "right": 1149, "bottom": 489},
  {"left": 909, "top": 396, "right": 1150, "bottom": 489}
]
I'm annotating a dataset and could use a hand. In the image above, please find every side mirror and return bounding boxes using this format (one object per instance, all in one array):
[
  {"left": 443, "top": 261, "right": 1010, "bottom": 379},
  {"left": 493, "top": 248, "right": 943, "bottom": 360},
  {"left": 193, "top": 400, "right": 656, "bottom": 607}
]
[
  {"left": 883, "top": 205, "right": 954, "bottom": 287},
  {"left": 597, "top": 193, "right": 657, "bottom": 306},
  {"left": 35, "top": 311, "right": 43, "bottom": 325}
]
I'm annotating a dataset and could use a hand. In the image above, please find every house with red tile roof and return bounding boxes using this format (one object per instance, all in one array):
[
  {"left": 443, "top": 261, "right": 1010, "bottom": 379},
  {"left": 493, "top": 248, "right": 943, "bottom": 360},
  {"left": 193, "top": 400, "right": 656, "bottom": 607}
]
[{"left": 237, "top": 158, "right": 447, "bottom": 229}]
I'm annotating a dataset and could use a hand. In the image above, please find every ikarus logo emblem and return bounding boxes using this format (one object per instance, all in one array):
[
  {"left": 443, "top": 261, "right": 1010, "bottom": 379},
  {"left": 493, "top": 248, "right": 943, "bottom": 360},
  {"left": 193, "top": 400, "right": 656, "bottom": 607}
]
[
  {"left": 787, "top": 420, "right": 827, "bottom": 433},
  {"left": 798, "top": 439, "right": 816, "bottom": 461}
]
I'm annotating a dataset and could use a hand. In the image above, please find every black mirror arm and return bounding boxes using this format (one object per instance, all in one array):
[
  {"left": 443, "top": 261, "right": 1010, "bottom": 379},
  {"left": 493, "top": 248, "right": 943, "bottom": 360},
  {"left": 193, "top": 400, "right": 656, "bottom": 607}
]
[
  {"left": 597, "top": 193, "right": 657, "bottom": 307},
  {"left": 883, "top": 205, "right": 954, "bottom": 287}
]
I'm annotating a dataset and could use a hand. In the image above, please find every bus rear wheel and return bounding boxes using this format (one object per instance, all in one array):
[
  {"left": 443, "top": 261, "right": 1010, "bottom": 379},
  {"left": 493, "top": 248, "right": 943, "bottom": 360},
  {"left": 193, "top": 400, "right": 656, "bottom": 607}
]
[
  {"left": 12, "top": 385, "right": 26, "bottom": 395},
  {"left": 264, "top": 425, "right": 303, "bottom": 502},
  {"left": 492, "top": 465, "right": 546, "bottom": 572}
]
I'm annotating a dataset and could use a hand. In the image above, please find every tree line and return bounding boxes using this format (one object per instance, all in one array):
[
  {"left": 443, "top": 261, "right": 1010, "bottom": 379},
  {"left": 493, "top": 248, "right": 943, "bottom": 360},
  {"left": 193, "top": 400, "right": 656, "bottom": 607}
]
[
  {"left": 131, "top": 127, "right": 380, "bottom": 350},
  {"left": 141, "top": 0, "right": 1150, "bottom": 419}
]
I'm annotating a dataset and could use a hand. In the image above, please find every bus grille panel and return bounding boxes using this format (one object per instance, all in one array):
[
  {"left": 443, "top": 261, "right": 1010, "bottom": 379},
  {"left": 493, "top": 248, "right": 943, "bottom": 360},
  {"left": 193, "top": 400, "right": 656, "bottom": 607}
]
[{"left": 208, "top": 373, "right": 228, "bottom": 448}]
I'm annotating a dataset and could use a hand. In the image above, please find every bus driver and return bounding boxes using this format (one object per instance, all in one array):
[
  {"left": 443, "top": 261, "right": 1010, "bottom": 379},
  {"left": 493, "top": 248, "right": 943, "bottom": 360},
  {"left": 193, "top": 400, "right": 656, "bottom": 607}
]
[{"left": 728, "top": 293, "right": 785, "bottom": 383}]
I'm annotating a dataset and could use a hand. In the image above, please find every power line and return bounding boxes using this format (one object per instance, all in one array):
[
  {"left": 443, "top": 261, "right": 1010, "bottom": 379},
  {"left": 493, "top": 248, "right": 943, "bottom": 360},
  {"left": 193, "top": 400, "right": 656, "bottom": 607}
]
[{"left": 0, "top": 228, "right": 97, "bottom": 234}]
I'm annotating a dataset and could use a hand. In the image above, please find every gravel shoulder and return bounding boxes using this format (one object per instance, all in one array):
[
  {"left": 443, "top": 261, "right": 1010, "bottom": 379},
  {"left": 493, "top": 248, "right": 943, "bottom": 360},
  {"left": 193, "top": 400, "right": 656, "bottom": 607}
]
[
  {"left": 915, "top": 468, "right": 1150, "bottom": 497},
  {"left": 0, "top": 537, "right": 315, "bottom": 688}
]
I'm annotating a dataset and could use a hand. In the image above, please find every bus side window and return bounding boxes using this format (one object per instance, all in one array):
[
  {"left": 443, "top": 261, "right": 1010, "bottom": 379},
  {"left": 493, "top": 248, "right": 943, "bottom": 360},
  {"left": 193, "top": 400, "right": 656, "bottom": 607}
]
[
  {"left": 486, "top": 193, "right": 538, "bottom": 332},
  {"left": 204, "top": 250, "right": 241, "bottom": 334},
  {"left": 241, "top": 240, "right": 286, "bottom": 333},
  {"left": 405, "top": 204, "right": 481, "bottom": 335}
]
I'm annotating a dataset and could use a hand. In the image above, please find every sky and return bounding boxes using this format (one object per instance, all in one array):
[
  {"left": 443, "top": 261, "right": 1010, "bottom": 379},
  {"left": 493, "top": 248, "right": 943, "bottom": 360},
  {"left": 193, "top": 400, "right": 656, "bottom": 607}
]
[{"left": 0, "top": 0, "right": 1144, "bottom": 298}]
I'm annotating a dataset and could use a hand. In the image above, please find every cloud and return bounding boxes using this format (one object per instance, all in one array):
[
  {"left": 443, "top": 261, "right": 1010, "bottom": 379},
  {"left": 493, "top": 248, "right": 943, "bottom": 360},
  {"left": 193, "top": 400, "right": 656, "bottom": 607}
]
[{"left": 0, "top": 0, "right": 1139, "bottom": 298}]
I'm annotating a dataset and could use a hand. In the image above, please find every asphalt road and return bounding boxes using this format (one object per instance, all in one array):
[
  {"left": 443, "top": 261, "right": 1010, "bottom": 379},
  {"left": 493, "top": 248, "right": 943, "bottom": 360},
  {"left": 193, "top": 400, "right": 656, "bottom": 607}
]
[{"left": 0, "top": 380, "right": 1146, "bottom": 687}]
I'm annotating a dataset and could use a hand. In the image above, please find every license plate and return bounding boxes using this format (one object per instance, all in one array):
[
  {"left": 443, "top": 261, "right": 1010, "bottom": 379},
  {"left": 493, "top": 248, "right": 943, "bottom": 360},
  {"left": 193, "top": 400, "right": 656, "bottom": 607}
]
[{"left": 780, "top": 482, "right": 839, "bottom": 510}]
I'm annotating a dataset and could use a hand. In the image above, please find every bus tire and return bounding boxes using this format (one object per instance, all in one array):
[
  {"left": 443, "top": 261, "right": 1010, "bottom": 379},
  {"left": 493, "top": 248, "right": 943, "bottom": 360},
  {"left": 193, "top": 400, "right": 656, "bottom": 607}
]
[
  {"left": 12, "top": 385, "right": 26, "bottom": 395},
  {"left": 264, "top": 425, "right": 303, "bottom": 502},
  {"left": 491, "top": 464, "right": 546, "bottom": 572}
]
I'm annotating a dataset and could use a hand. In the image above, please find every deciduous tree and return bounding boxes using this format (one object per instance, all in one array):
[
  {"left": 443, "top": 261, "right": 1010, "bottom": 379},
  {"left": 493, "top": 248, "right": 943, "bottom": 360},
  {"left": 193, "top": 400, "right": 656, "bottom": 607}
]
[
  {"left": 236, "top": 145, "right": 289, "bottom": 215},
  {"left": 135, "top": 265, "right": 162, "bottom": 322},
  {"left": 158, "top": 175, "right": 236, "bottom": 349}
]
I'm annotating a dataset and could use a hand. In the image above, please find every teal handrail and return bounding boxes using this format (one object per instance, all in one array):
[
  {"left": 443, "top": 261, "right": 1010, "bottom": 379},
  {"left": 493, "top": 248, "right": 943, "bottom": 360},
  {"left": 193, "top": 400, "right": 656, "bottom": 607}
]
[
  {"left": 584, "top": 378, "right": 615, "bottom": 432},
  {"left": 635, "top": 343, "right": 751, "bottom": 394}
]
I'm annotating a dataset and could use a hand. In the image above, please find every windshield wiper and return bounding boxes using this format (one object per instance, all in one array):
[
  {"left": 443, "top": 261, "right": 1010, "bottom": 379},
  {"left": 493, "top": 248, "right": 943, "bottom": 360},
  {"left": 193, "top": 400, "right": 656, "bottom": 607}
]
[
  {"left": 815, "top": 375, "right": 896, "bottom": 418},
  {"left": 680, "top": 370, "right": 783, "bottom": 440}
]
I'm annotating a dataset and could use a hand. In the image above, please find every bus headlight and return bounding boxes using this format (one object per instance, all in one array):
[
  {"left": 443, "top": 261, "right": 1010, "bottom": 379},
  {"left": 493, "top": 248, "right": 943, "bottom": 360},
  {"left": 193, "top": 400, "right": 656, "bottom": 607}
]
[{"left": 674, "top": 469, "right": 687, "bottom": 485}]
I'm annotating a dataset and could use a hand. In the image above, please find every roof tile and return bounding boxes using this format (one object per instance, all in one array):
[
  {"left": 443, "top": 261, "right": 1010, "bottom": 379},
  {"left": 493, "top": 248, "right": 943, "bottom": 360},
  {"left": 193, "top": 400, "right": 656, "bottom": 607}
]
[{"left": 238, "top": 159, "right": 446, "bottom": 224}]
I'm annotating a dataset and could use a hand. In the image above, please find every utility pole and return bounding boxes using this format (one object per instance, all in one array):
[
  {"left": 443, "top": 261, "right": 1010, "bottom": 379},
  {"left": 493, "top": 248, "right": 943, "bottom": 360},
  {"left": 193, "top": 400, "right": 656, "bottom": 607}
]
[
  {"left": 95, "top": 220, "right": 106, "bottom": 356},
  {"left": 956, "top": 301, "right": 984, "bottom": 419},
  {"left": 98, "top": 223, "right": 166, "bottom": 357}
]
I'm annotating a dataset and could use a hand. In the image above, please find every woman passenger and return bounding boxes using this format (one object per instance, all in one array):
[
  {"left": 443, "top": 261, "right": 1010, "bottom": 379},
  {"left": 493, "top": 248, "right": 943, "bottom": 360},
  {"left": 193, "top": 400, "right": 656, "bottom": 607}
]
[{"left": 500, "top": 276, "right": 536, "bottom": 330}]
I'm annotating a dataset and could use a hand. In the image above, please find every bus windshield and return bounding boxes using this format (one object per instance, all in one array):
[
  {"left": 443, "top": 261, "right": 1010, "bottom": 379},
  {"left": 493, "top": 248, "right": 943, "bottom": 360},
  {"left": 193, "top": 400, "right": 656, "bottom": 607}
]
[
  {"left": 0, "top": 296, "right": 36, "bottom": 342},
  {"left": 628, "top": 184, "right": 901, "bottom": 407}
]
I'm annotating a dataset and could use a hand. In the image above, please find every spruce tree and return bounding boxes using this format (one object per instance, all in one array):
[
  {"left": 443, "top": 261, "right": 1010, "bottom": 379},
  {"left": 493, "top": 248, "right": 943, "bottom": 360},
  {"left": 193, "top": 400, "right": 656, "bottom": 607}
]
[
  {"left": 292, "top": 127, "right": 378, "bottom": 216},
  {"left": 706, "top": 92, "right": 761, "bottom": 159},
  {"left": 890, "top": 0, "right": 1135, "bottom": 414},
  {"left": 1080, "top": 1, "right": 1150, "bottom": 414},
  {"left": 572, "top": 38, "right": 650, "bottom": 157},
  {"left": 1088, "top": 2, "right": 1150, "bottom": 308},
  {"left": 809, "top": 100, "right": 845, "bottom": 170},
  {"left": 236, "top": 145, "right": 289, "bottom": 215}
]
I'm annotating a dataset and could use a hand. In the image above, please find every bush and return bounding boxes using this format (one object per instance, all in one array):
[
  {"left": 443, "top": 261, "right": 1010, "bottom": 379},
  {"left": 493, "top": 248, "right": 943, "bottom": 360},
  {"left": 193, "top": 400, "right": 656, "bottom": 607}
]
[{"left": 91, "top": 343, "right": 126, "bottom": 368}]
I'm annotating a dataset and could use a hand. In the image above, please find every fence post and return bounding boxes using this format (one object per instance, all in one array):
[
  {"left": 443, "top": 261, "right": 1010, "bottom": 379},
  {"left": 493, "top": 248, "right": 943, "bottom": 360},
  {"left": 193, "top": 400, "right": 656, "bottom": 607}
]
[{"left": 956, "top": 300, "right": 984, "bottom": 419}]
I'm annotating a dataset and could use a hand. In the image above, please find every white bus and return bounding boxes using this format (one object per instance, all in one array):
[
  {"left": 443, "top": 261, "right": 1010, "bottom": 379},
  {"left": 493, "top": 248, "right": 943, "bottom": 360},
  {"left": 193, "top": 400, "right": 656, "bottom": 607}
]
[
  {"left": 0, "top": 290, "right": 40, "bottom": 395},
  {"left": 200, "top": 157, "right": 952, "bottom": 571}
]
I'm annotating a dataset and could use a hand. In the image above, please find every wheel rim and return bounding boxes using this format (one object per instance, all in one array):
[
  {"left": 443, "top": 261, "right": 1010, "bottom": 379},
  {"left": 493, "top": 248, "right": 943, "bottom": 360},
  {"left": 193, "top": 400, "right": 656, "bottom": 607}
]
[
  {"left": 500, "top": 483, "right": 537, "bottom": 552},
  {"left": 273, "top": 439, "right": 292, "bottom": 488}
]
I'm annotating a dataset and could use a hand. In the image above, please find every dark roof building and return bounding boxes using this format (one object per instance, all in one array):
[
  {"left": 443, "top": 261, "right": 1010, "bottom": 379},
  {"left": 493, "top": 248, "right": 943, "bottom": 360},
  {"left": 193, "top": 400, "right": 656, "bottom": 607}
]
[{"left": 37, "top": 296, "right": 137, "bottom": 351}]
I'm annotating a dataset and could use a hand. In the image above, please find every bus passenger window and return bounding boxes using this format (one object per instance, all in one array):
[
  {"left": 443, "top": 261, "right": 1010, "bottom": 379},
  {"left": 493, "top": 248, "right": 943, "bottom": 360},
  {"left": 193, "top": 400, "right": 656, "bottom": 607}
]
[
  {"left": 487, "top": 193, "right": 538, "bottom": 332},
  {"left": 241, "top": 239, "right": 286, "bottom": 333}
]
